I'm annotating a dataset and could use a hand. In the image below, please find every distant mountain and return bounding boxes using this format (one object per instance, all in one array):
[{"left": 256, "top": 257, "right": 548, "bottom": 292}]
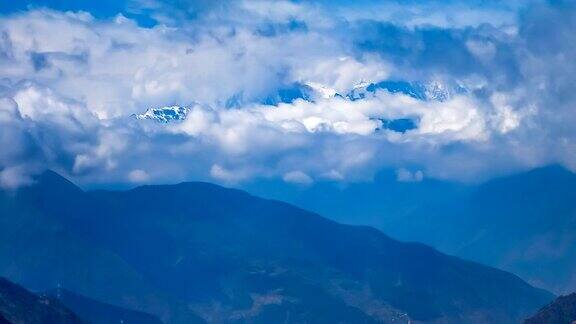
[
  {"left": 0, "top": 277, "right": 82, "bottom": 324},
  {"left": 245, "top": 165, "right": 576, "bottom": 294},
  {"left": 260, "top": 78, "right": 465, "bottom": 106},
  {"left": 0, "top": 171, "right": 204, "bottom": 323},
  {"left": 134, "top": 105, "right": 189, "bottom": 123},
  {"left": 525, "top": 293, "right": 576, "bottom": 324},
  {"left": 445, "top": 166, "right": 576, "bottom": 294},
  {"left": 346, "top": 80, "right": 466, "bottom": 102},
  {"left": 0, "top": 171, "right": 553, "bottom": 323},
  {"left": 46, "top": 289, "right": 162, "bottom": 324},
  {"left": 386, "top": 165, "right": 576, "bottom": 294},
  {"left": 131, "top": 80, "right": 462, "bottom": 125},
  {"left": 240, "top": 168, "right": 469, "bottom": 248}
]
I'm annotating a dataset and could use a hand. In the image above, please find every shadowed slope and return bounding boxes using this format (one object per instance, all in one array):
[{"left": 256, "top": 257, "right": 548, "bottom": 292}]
[
  {"left": 46, "top": 288, "right": 163, "bottom": 324},
  {"left": 0, "top": 277, "right": 82, "bottom": 324},
  {"left": 525, "top": 293, "right": 576, "bottom": 324}
]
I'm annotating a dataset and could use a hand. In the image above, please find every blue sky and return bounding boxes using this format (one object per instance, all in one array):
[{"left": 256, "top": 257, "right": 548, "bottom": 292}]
[
  {"left": 1, "top": 0, "right": 130, "bottom": 17},
  {"left": 0, "top": 0, "right": 574, "bottom": 188}
]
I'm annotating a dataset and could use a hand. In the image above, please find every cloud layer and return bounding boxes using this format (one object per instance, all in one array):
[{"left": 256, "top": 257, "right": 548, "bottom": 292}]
[{"left": 0, "top": 0, "right": 575, "bottom": 187}]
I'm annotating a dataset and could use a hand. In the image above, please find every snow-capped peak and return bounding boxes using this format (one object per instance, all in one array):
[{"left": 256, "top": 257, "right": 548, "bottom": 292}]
[
  {"left": 135, "top": 105, "right": 189, "bottom": 123},
  {"left": 346, "top": 79, "right": 467, "bottom": 102},
  {"left": 423, "top": 81, "right": 451, "bottom": 102},
  {"left": 352, "top": 80, "right": 372, "bottom": 89},
  {"left": 305, "top": 82, "right": 339, "bottom": 99}
]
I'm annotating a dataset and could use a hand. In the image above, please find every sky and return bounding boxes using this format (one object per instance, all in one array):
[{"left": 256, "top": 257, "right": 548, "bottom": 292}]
[{"left": 0, "top": 0, "right": 575, "bottom": 189}]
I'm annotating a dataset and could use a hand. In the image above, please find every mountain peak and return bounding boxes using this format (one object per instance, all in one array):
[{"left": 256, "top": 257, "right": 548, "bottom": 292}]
[
  {"left": 134, "top": 105, "right": 189, "bottom": 123},
  {"left": 31, "top": 170, "right": 83, "bottom": 195}
]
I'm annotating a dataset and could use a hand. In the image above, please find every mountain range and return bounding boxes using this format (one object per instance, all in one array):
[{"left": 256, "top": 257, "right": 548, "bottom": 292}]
[
  {"left": 0, "top": 171, "right": 554, "bottom": 323},
  {"left": 243, "top": 165, "right": 576, "bottom": 294}
]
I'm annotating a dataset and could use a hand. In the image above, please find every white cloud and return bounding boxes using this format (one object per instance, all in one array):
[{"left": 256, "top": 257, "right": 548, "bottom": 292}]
[
  {"left": 283, "top": 170, "right": 313, "bottom": 185},
  {"left": 396, "top": 168, "right": 424, "bottom": 182},
  {"left": 0, "top": 165, "right": 35, "bottom": 189},
  {"left": 298, "top": 56, "right": 391, "bottom": 95},
  {"left": 210, "top": 164, "right": 248, "bottom": 183},
  {"left": 0, "top": 1, "right": 575, "bottom": 188},
  {"left": 413, "top": 96, "right": 488, "bottom": 142},
  {"left": 128, "top": 169, "right": 150, "bottom": 182}
]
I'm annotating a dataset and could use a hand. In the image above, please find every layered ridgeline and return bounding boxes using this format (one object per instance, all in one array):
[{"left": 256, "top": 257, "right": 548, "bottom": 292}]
[
  {"left": 0, "top": 171, "right": 552, "bottom": 323},
  {"left": 246, "top": 165, "right": 576, "bottom": 295}
]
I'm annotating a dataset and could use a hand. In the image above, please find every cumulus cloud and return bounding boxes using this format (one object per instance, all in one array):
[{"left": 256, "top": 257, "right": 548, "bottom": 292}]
[
  {"left": 0, "top": 0, "right": 575, "bottom": 188},
  {"left": 283, "top": 170, "right": 313, "bottom": 185}
]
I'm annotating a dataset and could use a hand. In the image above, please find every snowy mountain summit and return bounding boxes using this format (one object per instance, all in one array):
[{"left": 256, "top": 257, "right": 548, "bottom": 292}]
[
  {"left": 135, "top": 105, "right": 189, "bottom": 123},
  {"left": 346, "top": 80, "right": 466, "bottom": 102},
  {"left": 301, "top": 79, "right": 466, "bottom": 103}
]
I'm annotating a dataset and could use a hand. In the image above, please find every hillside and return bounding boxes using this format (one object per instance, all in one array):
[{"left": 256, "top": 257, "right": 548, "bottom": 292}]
[
  {"left": 525, "top": 293, "right": 576, "bottom": 324},
  {"left": 46, "top": 288, "right": 162, "bottom": 324},
  {"left": 248, "top": 166, "right": 576, "bottom": 294},
  {"left": 0, "top": 171, "right": 554, "bottom": 323},
  {"left": 0, "top": 277, "right": 82, "bottom": 324}
]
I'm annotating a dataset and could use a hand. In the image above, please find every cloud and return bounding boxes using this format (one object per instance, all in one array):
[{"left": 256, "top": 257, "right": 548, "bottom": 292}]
[
  {"left": 0, "top": 165, "right": 35, "bottom": 189},
  {"left": 128, "top": 169, "right": 150, "bottom": 182},
  {"left": 283, "top": 170, "right": 313, "bottom": 185},
  {"left": 0, "top": 1, "right": 575, "bottom": 188},
  {"left": 396, "top": 168, "right": 424, "bottom": 182}
]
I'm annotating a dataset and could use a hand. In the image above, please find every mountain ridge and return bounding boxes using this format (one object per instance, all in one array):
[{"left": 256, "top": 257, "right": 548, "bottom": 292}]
[
  {"left": 0, "top": 170, "right": 555, "bottom": 323},
  {"left": 243, "top": 165, "right": 576, "bottom": 294}
]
